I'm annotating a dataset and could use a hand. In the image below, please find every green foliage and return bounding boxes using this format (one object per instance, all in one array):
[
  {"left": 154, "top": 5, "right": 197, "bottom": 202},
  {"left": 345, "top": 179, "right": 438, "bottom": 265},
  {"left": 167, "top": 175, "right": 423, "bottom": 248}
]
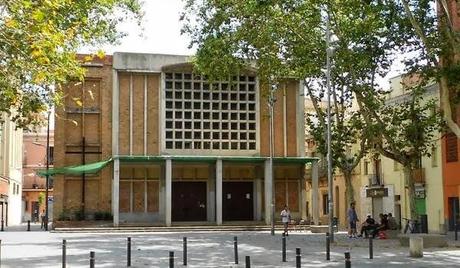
[
  {"left": 183, "top": 0, "right": 445, "bottom": 217},
  {"left": 74, "top": 209, "right": 85, "bottom": 221},
  {"left": 0, "top": 0, "right": 142, "bottom": 129},
  {"left": 38, "top": 192, "right": 45, "bottom": 206},
  {"left": 57, "top": 208, "right": 72, "bottom": 221},
  {"left": 94, "top": 211, "right": 113, "bottom": 221}
]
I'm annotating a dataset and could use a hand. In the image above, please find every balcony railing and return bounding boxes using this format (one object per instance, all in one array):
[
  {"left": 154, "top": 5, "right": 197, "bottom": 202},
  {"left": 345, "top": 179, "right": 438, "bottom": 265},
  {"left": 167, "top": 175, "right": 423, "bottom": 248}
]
[{"left": 368, "top": 174, "right": 382, "bottom": 186}]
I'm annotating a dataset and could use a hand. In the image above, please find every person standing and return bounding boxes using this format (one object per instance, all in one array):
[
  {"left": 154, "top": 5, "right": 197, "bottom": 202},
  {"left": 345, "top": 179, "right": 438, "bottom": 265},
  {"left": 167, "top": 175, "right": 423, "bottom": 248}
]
[
  {"left": 347, "top": 202, "right": 359, "bottom": 238},
  {"left": 280, "top": 205, "right": 290, "bottom": 236},
  {"left": 40, "top": 210, "right": 46, "bottom": 229}
]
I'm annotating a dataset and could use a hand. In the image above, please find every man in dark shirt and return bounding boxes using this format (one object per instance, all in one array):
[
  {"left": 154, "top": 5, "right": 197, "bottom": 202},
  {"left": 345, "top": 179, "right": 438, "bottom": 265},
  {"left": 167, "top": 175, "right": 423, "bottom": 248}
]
[{"left": 358, "top": 214, "right": 377, "bottom": 238}]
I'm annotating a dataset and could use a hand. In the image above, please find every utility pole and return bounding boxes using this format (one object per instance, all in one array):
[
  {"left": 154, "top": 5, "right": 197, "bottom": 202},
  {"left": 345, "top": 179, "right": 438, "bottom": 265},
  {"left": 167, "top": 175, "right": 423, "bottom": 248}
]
[
  {"left": 45, "top": 110, "right": 50, "bottom": 231},
  {"left": 326, "top": 11, "right": 334, "bottom": 242},
  {"left": 269, "top": 80, "right": 277, "bottom": 236}
]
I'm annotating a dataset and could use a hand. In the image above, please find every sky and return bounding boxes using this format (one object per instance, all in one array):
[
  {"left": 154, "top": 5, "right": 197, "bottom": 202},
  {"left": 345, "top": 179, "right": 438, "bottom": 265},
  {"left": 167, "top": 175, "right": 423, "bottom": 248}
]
[
  {"left": 99, "top": 0, "right": 194, "bottom": 56},
  {"left": 93, "top": 0, "right": 402, "bottom": 89}
]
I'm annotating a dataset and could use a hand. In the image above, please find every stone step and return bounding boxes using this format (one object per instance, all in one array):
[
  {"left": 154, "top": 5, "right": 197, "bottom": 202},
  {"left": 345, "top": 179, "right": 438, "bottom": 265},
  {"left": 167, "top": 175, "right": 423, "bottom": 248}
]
[{"left": 53, "top": 225, "right": 310, "bottom": 233}]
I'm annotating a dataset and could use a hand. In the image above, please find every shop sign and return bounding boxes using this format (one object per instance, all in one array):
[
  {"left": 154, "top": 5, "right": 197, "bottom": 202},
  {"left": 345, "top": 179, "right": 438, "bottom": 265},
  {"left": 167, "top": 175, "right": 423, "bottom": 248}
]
[
  {"left": 366, "top": 187, "right": 388, "bottom": 198},
  {"left": 415, "top": 187, "right": 426, "bottom": 199}
]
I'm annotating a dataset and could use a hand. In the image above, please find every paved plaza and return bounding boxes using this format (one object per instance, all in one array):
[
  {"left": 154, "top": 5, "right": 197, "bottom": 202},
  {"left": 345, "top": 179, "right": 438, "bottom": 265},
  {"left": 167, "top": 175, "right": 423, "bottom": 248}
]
[{"left": 1, "top": 227, "right": 460, "bottom": 267}]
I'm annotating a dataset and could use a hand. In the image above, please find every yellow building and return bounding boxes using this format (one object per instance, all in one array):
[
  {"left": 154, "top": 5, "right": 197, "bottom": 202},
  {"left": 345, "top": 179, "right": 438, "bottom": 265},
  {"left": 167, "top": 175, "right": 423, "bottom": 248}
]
[{"left": 360, "top": 75, "right": 445, "bottom": 233}]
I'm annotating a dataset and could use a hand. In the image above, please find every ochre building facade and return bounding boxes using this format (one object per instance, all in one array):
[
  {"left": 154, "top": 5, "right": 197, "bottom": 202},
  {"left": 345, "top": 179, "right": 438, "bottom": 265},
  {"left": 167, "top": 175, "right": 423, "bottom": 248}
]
[{"left": 53, "top": 53, "right": 318, "bottom": 226}]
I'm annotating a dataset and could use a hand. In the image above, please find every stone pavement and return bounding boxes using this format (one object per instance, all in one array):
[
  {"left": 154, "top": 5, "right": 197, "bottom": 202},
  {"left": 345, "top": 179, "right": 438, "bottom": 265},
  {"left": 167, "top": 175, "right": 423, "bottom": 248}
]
[{"left": 0, "top": 230, "right": 460, "bottom": 267}]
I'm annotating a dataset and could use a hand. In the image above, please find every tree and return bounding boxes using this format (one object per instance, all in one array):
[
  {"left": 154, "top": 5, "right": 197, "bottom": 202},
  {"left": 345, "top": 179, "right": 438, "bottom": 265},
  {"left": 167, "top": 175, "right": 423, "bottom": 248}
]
[
  {"left": 305, "top": 82, "right": 369, "bottom": 206},
  {"left": 182, "top": 0, "right": 398, "bottom": 208},
  {"left": 182, "top": 0, "right": 443, "bottom": 219},
  {"left": 0, "top": 0, "right": 142, "bottom": 129},
  {"left": 394, "top": 0, "right": 460, "bottom": 137},
  {"left": 357, "top": 81, "right": 442, "bottom": 218}
]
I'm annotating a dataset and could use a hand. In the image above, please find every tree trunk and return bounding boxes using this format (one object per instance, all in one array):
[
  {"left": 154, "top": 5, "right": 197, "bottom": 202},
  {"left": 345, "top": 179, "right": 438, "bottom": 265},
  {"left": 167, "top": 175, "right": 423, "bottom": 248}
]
[
  {"left": 403, "top": 166, "right": 418, "bottom": 220},
  {"left": 344, "top": 171, "right": 355, "bottom": 208}
]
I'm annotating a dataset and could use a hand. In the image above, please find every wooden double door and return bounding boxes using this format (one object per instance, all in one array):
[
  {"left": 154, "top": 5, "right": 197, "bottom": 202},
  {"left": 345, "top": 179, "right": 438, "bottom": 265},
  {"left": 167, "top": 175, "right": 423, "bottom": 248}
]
[
  {"left": 223, "top": 182, "right": 253, "bottom": 221},
  {"left": 172, "top": 182, "right": 207, "bottom": 221}
]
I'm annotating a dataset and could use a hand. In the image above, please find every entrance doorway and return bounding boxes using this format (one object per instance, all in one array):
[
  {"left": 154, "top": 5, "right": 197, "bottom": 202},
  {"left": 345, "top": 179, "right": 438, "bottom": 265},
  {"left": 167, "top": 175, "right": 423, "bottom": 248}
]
[
  {"left": 223, "top": 182, "right": 253, "bottom": 221},
  {"left": 448, "top": 197, "right": 459, "bottom": 231},
  {"left": 31, "top": 201, "right": 40, "bottom": 223},
  {"left": 172, "top": 182, "right": 207, "bottom": 221}
]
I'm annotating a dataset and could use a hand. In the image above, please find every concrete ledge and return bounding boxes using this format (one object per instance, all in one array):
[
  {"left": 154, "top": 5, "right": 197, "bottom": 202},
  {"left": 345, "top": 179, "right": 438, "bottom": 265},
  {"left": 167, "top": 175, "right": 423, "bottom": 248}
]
[
  {"left": 386, "top": 229, "right": 400, "bottom": 239},
  {"left": 310, "top": 225, "right": 330, "bottom": 233},
  {"left": 399, "top": 234, "right": 448, "bottom": 248}
]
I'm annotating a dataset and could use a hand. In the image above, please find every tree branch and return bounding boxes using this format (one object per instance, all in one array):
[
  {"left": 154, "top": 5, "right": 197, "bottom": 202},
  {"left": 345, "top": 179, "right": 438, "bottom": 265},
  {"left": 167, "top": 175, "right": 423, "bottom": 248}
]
[{"left": 400, "top": 0, "right": 439, "bottom": 66}]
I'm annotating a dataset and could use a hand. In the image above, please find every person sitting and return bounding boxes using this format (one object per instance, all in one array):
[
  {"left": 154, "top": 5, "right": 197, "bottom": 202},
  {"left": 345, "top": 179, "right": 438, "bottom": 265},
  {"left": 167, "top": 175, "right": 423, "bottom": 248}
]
[
  {"left": 373, "top": 213, "right": 389, "bottom": 238},
  {"left": 387, "top": 213, "right": 398, "bottom": 230},
  {"left": 358, "top": 214, "right": 377, "bottom": 238}
]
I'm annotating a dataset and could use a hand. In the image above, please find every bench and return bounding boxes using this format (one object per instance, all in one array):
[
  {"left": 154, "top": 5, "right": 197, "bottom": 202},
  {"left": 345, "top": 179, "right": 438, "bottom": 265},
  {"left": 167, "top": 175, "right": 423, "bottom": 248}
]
[{"left": 310, "top": 225, "right": 330, "bottom": 233}]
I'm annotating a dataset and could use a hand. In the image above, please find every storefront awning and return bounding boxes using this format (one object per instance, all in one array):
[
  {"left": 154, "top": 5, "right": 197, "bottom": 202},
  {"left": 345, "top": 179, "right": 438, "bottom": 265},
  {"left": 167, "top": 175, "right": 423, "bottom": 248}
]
[
  {"left": 115, "top": 155, "right": 318, "bottom": 164},
  {"left": 37, "top": 155, "right": 318, "bottom": 176},
  {"left": 36, "top": 158, "right": 112, "bottom": 177}
]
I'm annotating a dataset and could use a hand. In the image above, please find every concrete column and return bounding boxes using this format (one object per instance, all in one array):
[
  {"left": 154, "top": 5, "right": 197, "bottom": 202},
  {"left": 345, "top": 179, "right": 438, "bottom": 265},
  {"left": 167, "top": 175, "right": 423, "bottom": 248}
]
[
  {"left": 216, "top": 159, "right": 223, "bottom": 225},
  {"left": 264, "top": 160, "right": 273, "bottom": 225},
  {"left": 165, "top": 159, "right": 172, "bottom": 227},
  {"left": 255, "top": 177, "right": 263, "bottom": 221},
  {"left": 207, "top": 164, "right": 216, "bottom": 222},
  {"left": 300, "top": 165, "right": 307, "bottom": 220},
  {"left": 159, "top": 164, "right": 165, "bottom": 220},
  {"left": 312, "top": 161, "right": 319, "bottom": 225},
  {"left": 112, "top": 159, "right": 120, "bottom": 227}
]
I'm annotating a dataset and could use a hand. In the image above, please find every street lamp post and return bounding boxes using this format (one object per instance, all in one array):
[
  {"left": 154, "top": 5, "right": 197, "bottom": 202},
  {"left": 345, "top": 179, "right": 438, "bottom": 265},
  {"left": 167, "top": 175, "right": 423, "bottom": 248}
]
[
  {"left": 325, "top": 11, "right": 334, "bottom": 242},
  {"left": 45, "top": 110, "right": 51, "bottom": 231},
  {"left": 269, "top": 80, "right": 277, "bottom": 236}
]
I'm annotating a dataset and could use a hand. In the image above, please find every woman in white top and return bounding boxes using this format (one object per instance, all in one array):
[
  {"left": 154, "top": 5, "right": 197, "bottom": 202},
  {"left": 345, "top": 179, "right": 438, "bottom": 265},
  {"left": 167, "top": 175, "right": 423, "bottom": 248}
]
[{"left": 280, "top": 205, "right": 290, "bottom": 236}]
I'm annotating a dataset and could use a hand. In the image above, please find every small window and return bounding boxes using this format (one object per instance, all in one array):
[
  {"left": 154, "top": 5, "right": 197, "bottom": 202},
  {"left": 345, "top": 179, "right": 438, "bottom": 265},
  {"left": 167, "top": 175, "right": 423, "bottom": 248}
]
[
  {"left": 431, "top": 146, "right": 438, "bottom": 167},
  {"left": 446, "top": 133, "right": 458, "bottom": 162},
  {"left": 322, "top": 194, "right": 329, "bottom": 215}
]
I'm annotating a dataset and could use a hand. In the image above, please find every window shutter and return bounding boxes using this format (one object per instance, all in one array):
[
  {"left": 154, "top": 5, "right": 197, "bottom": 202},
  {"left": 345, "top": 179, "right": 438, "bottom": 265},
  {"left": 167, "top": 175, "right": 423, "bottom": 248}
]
[{"left": 446, "top": 133, "right": 458, "bottom": 162}]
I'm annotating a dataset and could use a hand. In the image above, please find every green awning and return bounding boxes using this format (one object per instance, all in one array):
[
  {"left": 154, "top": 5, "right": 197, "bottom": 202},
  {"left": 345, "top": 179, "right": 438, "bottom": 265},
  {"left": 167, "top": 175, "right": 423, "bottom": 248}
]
[
  {"left": 36, "top": 155, "right": 318, "bottom": 176},
  {"left": 116, "top": 155, "right": 318, "bottom": 164},
  {"left": 36, "top": 158, "right": 112, "bottom": 177}
]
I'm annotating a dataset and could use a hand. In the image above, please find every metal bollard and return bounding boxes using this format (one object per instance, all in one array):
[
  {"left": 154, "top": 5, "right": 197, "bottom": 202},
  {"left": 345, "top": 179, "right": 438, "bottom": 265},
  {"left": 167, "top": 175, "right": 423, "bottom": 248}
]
[
  {"left": 369, "top": 237, "right": 373, "bottom": 259},
  {"left": 27, "top": 220, "right": 30, "bottom": 231},
  {"left": 183, "top": 237, "right": 187, "bottom": 266},
  {"left": 127, "top": 237, "right": 131, "bottom": 267},
  {"left": 296, "top": 248, "right": 301, "bottom": 268},
  {"left": 326, "top": 232, "right": 330, "bottom": 261},
  {"left": 245, "top": 256, "right": 250, "bottom": 268},
  {"left": 282, "top": 233, "right": 286, "bottom": 262},
  {"left": 169, "top": 251, "right": 174, "bottom": 268},
  {"left": 90, "top": 251, "right": 95, "bottom": 268},
  {"left": 1, "top": 220, "right": 4, "bottom": 231},
  {"left": 1, "top": 239, "right": 2, "bottom": 267},
  {"left": 234, "top": 236, "right": 238, "bottom": 264},
  {"left": 62, "top": 239, "right": 66, "bottom": 268},
  {"left": 344, "top": 252, "right": 351, "bottom": 268}
]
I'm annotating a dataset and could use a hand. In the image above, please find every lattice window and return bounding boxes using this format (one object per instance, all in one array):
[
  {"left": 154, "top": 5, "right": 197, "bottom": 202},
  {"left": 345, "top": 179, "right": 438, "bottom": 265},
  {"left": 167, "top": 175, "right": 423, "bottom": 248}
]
[{"left": 164, "top": 73, "right": 257, "bottom": 151}]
